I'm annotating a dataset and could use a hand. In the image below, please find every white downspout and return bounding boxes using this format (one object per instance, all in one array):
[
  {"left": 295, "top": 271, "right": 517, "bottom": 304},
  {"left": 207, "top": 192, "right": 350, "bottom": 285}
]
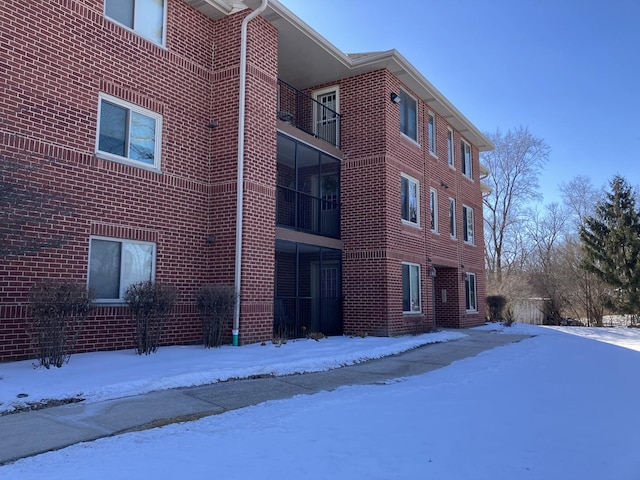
[{"left": 233, "top": 0, "right": 269, "bottom": 346}]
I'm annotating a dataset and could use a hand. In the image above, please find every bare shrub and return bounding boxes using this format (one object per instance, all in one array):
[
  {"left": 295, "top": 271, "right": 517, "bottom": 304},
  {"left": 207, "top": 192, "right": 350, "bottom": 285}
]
[
  {"left": 486, "top": 295, "right": 507, "bottom": 321},
  {"left": 302, "top": 325, "right": 325, "bottom": 341},
  {"left": 541, "top": 298, "right": 563, "bottom": 325},
  {"left": 29, "top": 280, "right": 94, "bottom": 368},
  {"left": 272, "top": 322, "right": 288, "bottom": 347},
  {"left": 195, "top": 284, "right": 235, "bottom": 348},
  {"left": 124, "top": 281, "right": 178, "bottom": 355},
  {"left": 272, "top": 299, "right": 289, "bottom": 347},
  {"left": 503, "top": 304, "right": 515, "bottom": 327}
]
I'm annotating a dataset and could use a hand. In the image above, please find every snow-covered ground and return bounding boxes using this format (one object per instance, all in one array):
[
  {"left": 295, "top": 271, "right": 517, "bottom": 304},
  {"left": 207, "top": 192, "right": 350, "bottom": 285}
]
[
  {"left": 544, "top": 325, "right": 640, "bottom": 352},
  {"left": 2, "top": 324, "right": 640, "bottom": 479},
  {"left": 0, "top": 330, "right": 466, "bottom": 414}
]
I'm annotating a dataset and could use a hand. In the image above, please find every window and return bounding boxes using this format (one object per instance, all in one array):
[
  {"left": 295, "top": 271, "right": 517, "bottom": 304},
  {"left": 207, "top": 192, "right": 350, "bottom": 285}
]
[
  {"left": 449, "top": 198, "right": 456, "bottom": 238},
  {"left": 97, "top": 94, "right": 162, "bottom": 169},
  {"left": 402, "top": 263, "right": 421, "bottom": 313},
  {"left": 427, "top": 112, "right": 436, "bottom": 155},
  {"left": 463, "top": 205, "right": 475, "bottom": 244},
  {"left": 105, "top": 0, "right": 166, "bottom": 45},
  {"left": 447, "top": 128, "right": 454, "bottom": 167},
  {"left": 430, "top": 188, "right": 438, "bottom": 232},
  {"left": 88, "top": 237, "right": 155, "bottom": 302},
  {"left": 401, "top": 174, "right": 420, "bottom": 226},
  {"left": 465, "top": 272, "right": 477, "bottom": 311},
  {"left": 461, "top": 139, "right": 472, "bottom": 178},
  {"left": 399, "top": 90, "right": 417, "bottom": 141}
]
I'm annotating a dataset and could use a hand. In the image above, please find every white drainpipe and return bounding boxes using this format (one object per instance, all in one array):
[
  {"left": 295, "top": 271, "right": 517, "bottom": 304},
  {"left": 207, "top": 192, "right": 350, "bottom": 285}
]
[{"left": 233, "top": 0, "right": 269, "bottom": 346}]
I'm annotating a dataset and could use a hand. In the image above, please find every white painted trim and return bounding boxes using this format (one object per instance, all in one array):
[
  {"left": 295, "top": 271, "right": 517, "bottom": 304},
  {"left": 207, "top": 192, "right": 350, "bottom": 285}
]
[
  {"left": 104, "top": 0, "right": 168, "bottom": 47},
  {"left": 96, "top": 93, "right": 163, "bottom": 171},
  {"left": 402, "top": 261, "right": 422, "bottom": 314},
  {"left": 88, "top": 236, "right": 157, "bottom": 303},
  {"left": 401, "top": 172, "right": 421, "bottom": 228}
]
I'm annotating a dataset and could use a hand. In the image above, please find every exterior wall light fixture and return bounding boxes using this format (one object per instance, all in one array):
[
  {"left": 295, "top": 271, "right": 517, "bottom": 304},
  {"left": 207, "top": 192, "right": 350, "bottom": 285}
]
[{"left": 390, "top": 92, "right": 401, "bottom": 104}]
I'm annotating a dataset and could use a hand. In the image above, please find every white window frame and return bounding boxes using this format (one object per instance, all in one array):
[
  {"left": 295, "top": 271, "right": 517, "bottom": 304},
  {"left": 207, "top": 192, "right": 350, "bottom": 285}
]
[
  {"left": 428, "top": 111, "right": 436, "bottom": 156},
  {"left": 447, "top": 127, "right": 455, "bottom": 167},
  {"left": 430, "top": 188, "right": 438, "bottom": 233},
  {"left": 88, "top": 236, "right": 156, "bottom": 303},
  {"left": 104, "top": 0, "right": 168, "bottom": 46},
  {"left": 461, "top": 139, "right": 472, "bottom": 179},
  {"left": 449, "top": 198, "right": 456, "bottom": 238},
  {"left": 96, "top": 93, "right": 163, "bottom": 171},
  {"left": 465, "top": 272, "right": 477, "bottom": 312},
  {"left": 402, "top": 262, "right": 422, "bottom": 314},
  {"left": 401, "top": 173, "right": 420, "bottom": 227},
  {"left": 399, "top": 90, "right": 418, "bottom": 143},
  {"left": 463, "top": 205, "right": 475, "bottom": 244}
]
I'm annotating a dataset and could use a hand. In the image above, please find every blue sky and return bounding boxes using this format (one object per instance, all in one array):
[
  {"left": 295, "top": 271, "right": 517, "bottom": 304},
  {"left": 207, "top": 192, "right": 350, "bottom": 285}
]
[{"left": 278, "top": 0, "right": 640, "bottom": 205}]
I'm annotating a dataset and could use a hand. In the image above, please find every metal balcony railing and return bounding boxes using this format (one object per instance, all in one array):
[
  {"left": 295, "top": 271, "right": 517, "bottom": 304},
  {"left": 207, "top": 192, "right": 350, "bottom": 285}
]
[
  {"left": 276, "top": 186, "right": 340, "bottom": 239},
  {"left": 277, "top": 79, "right": 341, "bottom": 148}
]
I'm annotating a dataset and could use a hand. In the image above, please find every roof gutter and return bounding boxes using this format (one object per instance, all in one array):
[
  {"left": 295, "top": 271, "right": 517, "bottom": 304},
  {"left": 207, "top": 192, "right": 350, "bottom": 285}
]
[{"left": 233, "top": 0, "right": 268, "bottom": 346}]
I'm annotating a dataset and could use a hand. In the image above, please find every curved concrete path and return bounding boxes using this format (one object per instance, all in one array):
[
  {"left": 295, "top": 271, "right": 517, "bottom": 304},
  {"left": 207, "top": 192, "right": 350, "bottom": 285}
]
[{"left": 0, "top": 329, "right": 530, "bottom": 465}]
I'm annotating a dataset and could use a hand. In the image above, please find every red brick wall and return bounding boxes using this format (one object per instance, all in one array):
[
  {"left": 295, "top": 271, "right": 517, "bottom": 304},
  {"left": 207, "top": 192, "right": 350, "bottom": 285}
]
[
  {"left": 0, "top": 1, "right": 279, "bottom": 361},
  {"left": 206, "top": 14, "right": 278, "bottom": 350},
  {"left": 339, "top": 69, "right": 486, "bottom": 335},
  {"left": 234, "top": 14, "right": 278, "bottom": 344},
  {"left": 339, "top": 71, "right": 392, "bottom": 335}
]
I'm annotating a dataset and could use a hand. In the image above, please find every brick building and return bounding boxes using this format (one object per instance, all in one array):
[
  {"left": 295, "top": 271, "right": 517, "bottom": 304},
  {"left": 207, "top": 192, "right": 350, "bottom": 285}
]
[{"left": 0, "top": 0, "right": 492, "bottom": 361}]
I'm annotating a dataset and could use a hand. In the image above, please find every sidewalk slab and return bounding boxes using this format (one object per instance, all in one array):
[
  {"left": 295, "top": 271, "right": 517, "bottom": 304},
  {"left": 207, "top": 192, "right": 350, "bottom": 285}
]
[
  {"left": 183, "top": 376, "right": 312, "bottom": 409},
  {"left": 0, "top": 411, "right": 107, "bottom": 461},
  {"left": 50, "top": 390, "right": 226, "bottom": 432},
  {"left": 0, "top": 329, "right": 531, "bottom": 465}
]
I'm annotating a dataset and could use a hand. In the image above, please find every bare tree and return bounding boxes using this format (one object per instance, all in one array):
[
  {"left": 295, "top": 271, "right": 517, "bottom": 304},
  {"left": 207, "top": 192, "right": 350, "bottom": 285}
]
[
  {"left": 482, "top": 127, "right": 551, "bottom": 288},
  {"left": 560, "top": 175, "right": 608, "bottom": 326},
  {"left": 563, "top": 237, "right": 608, "bottom": 326},
  {"left": 560, "top": 175, "right": 601, "bottom": 231},
  {"left": 526, "top": 203, "right": 570, "bottom": 323}
]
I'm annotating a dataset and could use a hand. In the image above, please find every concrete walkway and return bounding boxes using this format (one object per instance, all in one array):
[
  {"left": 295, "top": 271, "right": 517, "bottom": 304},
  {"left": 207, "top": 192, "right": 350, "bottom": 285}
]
[{"left": 0, "top": 329, "right": 531, "bottom": 465}]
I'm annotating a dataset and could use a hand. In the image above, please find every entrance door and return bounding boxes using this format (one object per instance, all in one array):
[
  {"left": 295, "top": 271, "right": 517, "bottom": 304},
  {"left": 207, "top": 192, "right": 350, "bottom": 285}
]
[{"left": 310, "top": 261, "right": 341, "bottom": 335}]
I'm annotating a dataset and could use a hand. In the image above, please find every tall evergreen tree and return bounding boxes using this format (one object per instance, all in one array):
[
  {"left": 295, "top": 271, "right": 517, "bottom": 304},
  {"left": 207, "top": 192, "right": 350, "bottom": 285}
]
[{"left": 580, "top": 176, "right": 640, "bottom": 320}]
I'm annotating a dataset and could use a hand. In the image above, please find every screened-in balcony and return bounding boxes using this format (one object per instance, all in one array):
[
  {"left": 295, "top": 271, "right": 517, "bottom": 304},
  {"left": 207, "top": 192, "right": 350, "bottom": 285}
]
[
  {"left": 277, "top": 79, "right": 341, "bottom": 149},
  {"left": 275, "top": 241, "right": 343, "bottom": 338},
  {"left": 277, "top": 133, "right": 341, "bottom": 239},
  {"left": 276, "top": 186, "right": 340, "bottom": 238}
]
